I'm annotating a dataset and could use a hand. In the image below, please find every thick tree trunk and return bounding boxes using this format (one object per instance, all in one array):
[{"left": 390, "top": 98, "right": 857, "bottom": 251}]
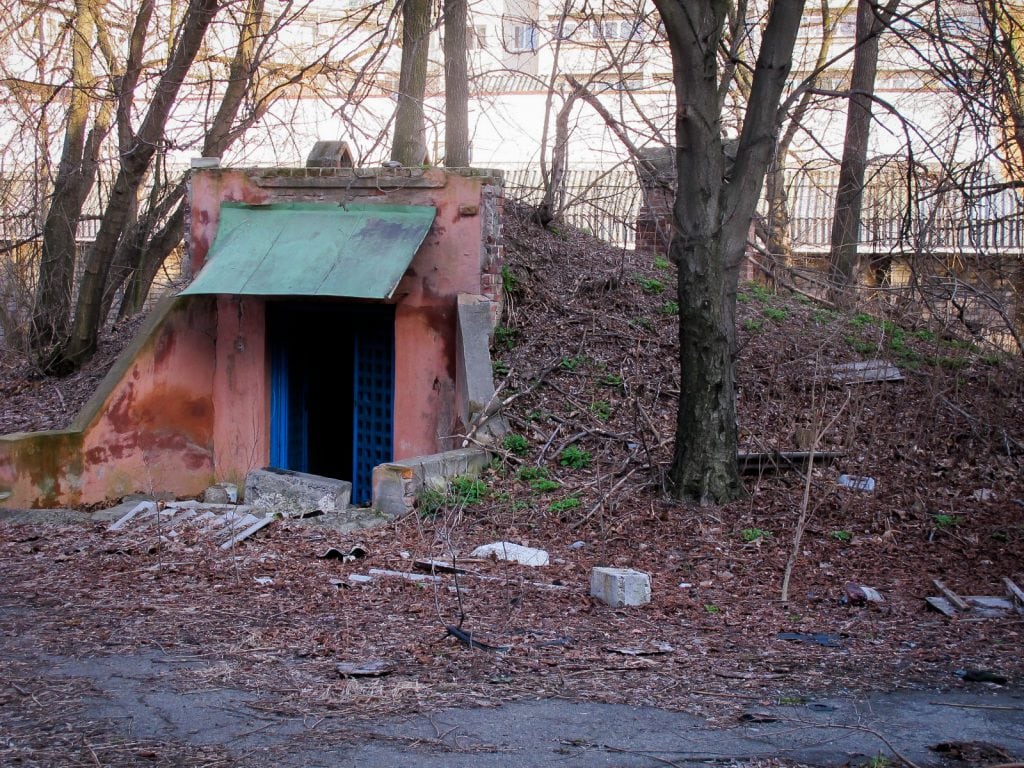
[
  {"left": 828, "top": 0, "right": 893, "bottom": 305},
  {"left": 31, "top": 0, "right": 102, "bottom": 359},
  {"left": 392, "top": 0, "right": 431, "bottom": 166},
  {"left": 443, "top": 0, "right": 469, "bottom": 166},
  {"left": 654, "top": 0, "right": 805, "bottom": 504},
  {"left": 53, "top": 0, "right": 219, "bottom": 371}
]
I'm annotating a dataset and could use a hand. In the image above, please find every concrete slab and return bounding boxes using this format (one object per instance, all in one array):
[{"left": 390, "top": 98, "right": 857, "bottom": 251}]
[{"left": 245, "top": 467, "right": 351, "bottom": 517}]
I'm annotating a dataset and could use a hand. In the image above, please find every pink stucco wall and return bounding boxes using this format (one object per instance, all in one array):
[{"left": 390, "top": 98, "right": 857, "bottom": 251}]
[{"left": 0, "top": 167, "right": 501, "bottom": 508}]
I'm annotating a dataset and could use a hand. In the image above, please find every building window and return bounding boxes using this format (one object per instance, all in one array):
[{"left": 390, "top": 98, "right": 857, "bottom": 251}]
[
  {"left": 592, "top": 19, "right": 635, "bottom": 40},
  {"left": 510, "top": 24, "right": 538, "bottom": 51},
  {"left": 468, "top": 25, "right": 488, "bottom": 50}
]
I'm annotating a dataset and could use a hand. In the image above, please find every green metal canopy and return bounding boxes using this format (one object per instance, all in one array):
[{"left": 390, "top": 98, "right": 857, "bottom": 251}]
[{"left": 181, "top": 202, "right": 436, "bottom": 299}]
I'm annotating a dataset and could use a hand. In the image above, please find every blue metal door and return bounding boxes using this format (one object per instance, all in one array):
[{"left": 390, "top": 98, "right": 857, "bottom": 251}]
[{"left": 351, "top": 318, "right": 394, "bottom": 505}]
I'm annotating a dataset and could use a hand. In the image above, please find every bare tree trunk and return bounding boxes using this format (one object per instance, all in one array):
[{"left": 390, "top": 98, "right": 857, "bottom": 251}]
[
  {"left": 654, "top": 0, "right": 805, "bottom": 504},
  {"left": 51, "top": 0, "right": 219, "bottom": 372},
  {"left": 31, "top": 0, "right": 107, "bottom": 359},
  {"left": 443, "top": 0, "right": 469, "bottom": 166},
  {"left": 107, "top": 0, "right": 266, "bottom": 320},
  {"left": 828, "top": 0, "right": 896, "bottom": 305},
  {"left": 392, "top": 0, "right": 431, "bottom": 165}
]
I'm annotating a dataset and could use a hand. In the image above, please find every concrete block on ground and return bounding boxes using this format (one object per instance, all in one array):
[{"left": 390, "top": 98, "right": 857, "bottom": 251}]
[
  {"left": 203, "top": 482, "right": 238, "bottom": 504},
  {"left": 590, "top": 567, "right": 651, "bottom": 607},
  {"left": 471, "top": 541, "right": 549, "bottom": 567},
  {"left": 372, "top": 447, "right": 489, "bottom": 519},
  {"left": 245, "top": 468, "right": 351, "bottom": 517}
]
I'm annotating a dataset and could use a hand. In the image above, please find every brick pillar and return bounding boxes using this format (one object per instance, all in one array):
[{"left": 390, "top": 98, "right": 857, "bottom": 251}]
[{"left": 635, "top": 147, "right": 676, "bottom": 255}]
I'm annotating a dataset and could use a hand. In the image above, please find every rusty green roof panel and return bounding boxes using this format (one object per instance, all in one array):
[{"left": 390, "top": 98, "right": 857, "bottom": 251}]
[{"left": 181, "top": 202, "right": 436, "bottom": 299}]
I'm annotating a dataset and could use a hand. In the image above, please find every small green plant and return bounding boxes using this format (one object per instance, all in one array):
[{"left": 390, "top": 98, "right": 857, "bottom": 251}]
[
  {"left": 865, "top": 756, "right": 893, "bottom": 768},
  {"left": 501, "top": 265, "right": 520, "bottom": 295},
  {"left": 745, "top": 282, "right": 773, "bottom": 302},
  {"left": 559, "top": 445, "right": 593, "bottom": 470},
  {"left": 830, "top": 530, "right": 853, "bottom": 543},
  {"left": 450, "top": 475, "right": 488, "bottom": 505},
  {"left": 844, "top": 335, "right": 876, "bottom": 355},
  {"left": 850, "top": 313, "right": 875, "bottom": 329},
  {"left": 737, "top": 291, "right": 751, "bottom": 303},
  {"left": 778, "top": 695, "right": 805, "bottom": 705},
  {"left": 501, "top": 433, "right": 529, "bottom": 456},
  {"left": 492, "top": 360, "right": 510, "bottom": 376},
  {"left": 526, "top": 409, "right": 547, "bottom": 422},
  {"left": 912, "top": 329, "right": 936, "bottom": 342},
  {"left": 560, "top": 355, "right": 586, "bottom": 371},
  {"left": 417, "top": 487, "right": 447, "bottom": 518},
  {"left": 634, "top": 275, "right": 666, "bottom": 294},
  {"left": 653, "top": 255, "right": 672, "bottom": 270},
  {"left": 703, "top": 603, "right": 721, "bottom": 614},
  {"left": 813, "top": 309, "right": 839, "bottom": 325},
  {"left": 763, "top": 306, "right": 789, "bottom": 322},
  {"left": 590, "top": 400, "right": 612, "bottom": 421},
  {"left": 635, "top": 317, "right": 654, "bottom": 332},
  {"left": 744, "top": 318, "right": 764, "bottom": 332},
  {"left": 549, "top": 496, "right": 581, "bottom": 513},
  {"left": 933, "top": 513, "right": 958, "bottom": 529},
  {"left": 493, "top": 325, "right": 518, "bottom": 350},
  {"left": 530, "top": 478, "right": 561, "bottom": 493},
  {"left": 517, "top": 465, "right": 549, "bottom": 482},
  {"left": 657, "top": 300, "right": 679, "bottom": 315},
  {"left": 741, "top": 527, "right": 773, "bottom": 543},
  {"left": 599, "top": 373, "right": 623, "bottom": 389}
]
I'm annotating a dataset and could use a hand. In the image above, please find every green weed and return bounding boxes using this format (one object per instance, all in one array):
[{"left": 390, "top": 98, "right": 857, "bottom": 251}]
[
  {"left": 492, "top": 360, "right": 510, "bottom": 376},
  {"left": 634, "top": 275, "right": 666, "bottom": 294},
  {"left": 590, "top": 400, "right": 612, "bottom": 421},
  {"left": 830, "top": 530, "right": 852, "bottom": 543},
  {"left": 493, "top": 325, "right": 518, "bottom": 350},
  {"left": 599, "top": 373, "right": 624, "bottom": 389},
  {"left": 501, "top": 433, "right": 529, "bottom": 456},
  {"left": 530, "top": 478, "right": 561, "bottom": 493},
  {"left": 657, "top": 300, "right": 679, "bottom": 315},
  {"left": 517, "top": 466, "right": 549, "bottom": 482},
  {"left": 741, "top": 527, "right": 773, "bottom": 543},
  {"left": 549, "top": 496, "right": 581, "bottom": 513},
  {"left": 763, "top": 306, "right": 789, "bottom": 322},
  {"left": 744, "top": 318, "right": 764, "bottom": 332},
  {"left": 450, "top": 476, "right": 488, "bottom": 505},
  {"left": 653, "top": 256, "right": 672, "bottom": 270},
  {"left": 933, "top": 513, "right": 958, "bottom": 529},
  {"left": 560, "top": 355, "right": 587, "bottom": 371},
  {"left": 559, "top": 445, "right": 593, "bottom": 470}
]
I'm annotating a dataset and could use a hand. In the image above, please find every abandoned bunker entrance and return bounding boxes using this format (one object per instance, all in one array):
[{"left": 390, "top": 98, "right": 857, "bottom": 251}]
[{"left": 268, "top": 301, "right": 394, "bottom": 505}]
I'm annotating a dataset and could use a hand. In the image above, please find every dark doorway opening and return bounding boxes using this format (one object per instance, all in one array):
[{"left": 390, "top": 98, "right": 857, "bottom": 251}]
[{"left": 268, "top": 302, "right": 394, "bottom": 504}]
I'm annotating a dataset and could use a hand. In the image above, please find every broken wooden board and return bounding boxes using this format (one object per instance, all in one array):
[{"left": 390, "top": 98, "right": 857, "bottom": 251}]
[
  {"left": 830, "top": 359, "right": 904, "bottom": 384},
  {"left": 737, "top": 450, "right": 844, "bottom": 475},
  {"left": 926, "top": 578, "right": 1023, "bottom": 618}
]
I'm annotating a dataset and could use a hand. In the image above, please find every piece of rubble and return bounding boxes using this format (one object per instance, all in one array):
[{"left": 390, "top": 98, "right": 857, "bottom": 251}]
[
  {"left": 590, "top": 567, "right": 651, "bottom": 607},
  {"left": 336, "top": 660, "right": 394, "bottom": 678},
  {"left": 838, "top": 474, "right": 875, "bottom": 492},
  {"left": 204, "top": 483, "right": 238, "bottom": 504},
  {"left": 470, "top": 541, "right": 549, "bottom": 567},
  {"left": 830, "top": 359, "right": 904, "bottom": 384}
]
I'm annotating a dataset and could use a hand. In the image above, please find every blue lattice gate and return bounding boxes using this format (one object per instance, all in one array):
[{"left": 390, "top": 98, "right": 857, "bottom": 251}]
[{"left": 351, "top": 320, "right": 394, "bottom": 504}]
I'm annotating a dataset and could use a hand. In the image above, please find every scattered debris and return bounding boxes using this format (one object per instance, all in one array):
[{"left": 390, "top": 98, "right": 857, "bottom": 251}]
[
  {"left": 926, "top": 578, "right": 1024, "bottom": 618},
  {"left": 973, "top": 488, "right": 996, "bottom": 502},
  {"left": 838, "top": 474, "right": 876, "bottom": 492},
  {"left": 930, "top": 741, "right": 1015, "bottom": 762},
  {"left": 958, "top": 669, "right": 1008, "bottom": 685},
  {"left": 739, "top": 712, "right": 780, "bottom": 723},
  {"left": 347, "top": 574, "right": 374, "bottom": 585},
  {"left": 777, "top": 632, "right": 845, "bottom": 648},
  {"left": 106, "top": 501, "right": 273, "bottom": 550},
  {"left": 254, "top": 576, "right": 273, "bottom": 586},
  {"left": 318, "top": 545, "right": 367, "bottom": 562},
  {"left": 608, "top": 643, "right": 673, "bottom": 656},
  {"left": 737, "top": 450, "right": 844, "bottom": 475},
  {"left": 830, "top": 359, "right": 904, "bottom": 384},
  {"left": 203, "top": 483, "right": 238, "bottom": 504},
  {"left": 446, "top": 625, "right": 509, "bottom": 653},
  {"left": 843, "top": 582, "right": 885, "bottom": 605},
  {"left": 412, "top": 558, "right": 473, "bottom": 574},
  {"left": 366, "top": 568, "right": 441, "bottom": 583},
  {"left": 568, "top": 540, "right": 587, "bottom": 550},
  {"left": 335, "top": 660, "right": 394, "bottom": 678},
  {"left": 470, "top": 541, "right": 549, "bottom": 567},
  {"left": 590, "top": 567, "right": 651, "bottom": 607}
]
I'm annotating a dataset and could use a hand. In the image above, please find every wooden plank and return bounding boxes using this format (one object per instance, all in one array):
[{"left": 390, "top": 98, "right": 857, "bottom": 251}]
[
  {"left": 1004, "top": 578, "right": 1024, "bottom": 613},
  {"left": 925, "top": 596, "right": 957, "bottom": 617},
  {"left": 219, "top": 516, "right": 274, "bottom": 550},
  {"left": 830, "top": 360, "right": 904, "bottom": 384},
  {"left": 933, "top": 579, "right": 971, "bottom": 612},
  {"left": 737, "top": 450, "right": 844, "bottom": 475}
]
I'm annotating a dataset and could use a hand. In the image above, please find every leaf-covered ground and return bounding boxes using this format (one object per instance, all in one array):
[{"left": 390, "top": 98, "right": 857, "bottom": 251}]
[{"left": 1, "top": 203, "right": 1022, "bottom": 765}]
